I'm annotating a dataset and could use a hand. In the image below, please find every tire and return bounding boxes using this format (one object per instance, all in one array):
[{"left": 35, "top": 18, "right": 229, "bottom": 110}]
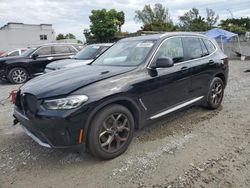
[
  {"left": 8, "top": 67, "right": 28, "bottom": 84},
  {"left": 205, "top": 77, "right": 224, "bottom": 109},
  {"left": 87, "top": 104, "right": 134, "bottom": 160}
]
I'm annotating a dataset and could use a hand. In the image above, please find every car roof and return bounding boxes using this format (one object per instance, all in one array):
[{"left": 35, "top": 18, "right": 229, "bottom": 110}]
[
  {"left": 28, "top": 43, "right": 82, "bottom": 48},
  {"left": 88, "top": 43, "right": 113, "bottom": 47},
  {"left": 120, "top": 32, "right": 208, "bottom": 42}
]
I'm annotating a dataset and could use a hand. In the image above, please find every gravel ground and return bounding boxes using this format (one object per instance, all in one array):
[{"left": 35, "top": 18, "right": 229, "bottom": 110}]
[{"left": 0, "top": 60, "right": 250, "bottom": 188}]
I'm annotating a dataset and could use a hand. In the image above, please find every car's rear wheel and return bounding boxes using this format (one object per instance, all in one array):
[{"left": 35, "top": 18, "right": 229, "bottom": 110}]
[
  {"left": 8, "top": 67, "right": 28, "bottom": 84},
  {"left": 87, "top": 104, "right": 134, "bottom": 160},
  {"left": 205, "top": 77, "right": 224, "bottom": 109}
]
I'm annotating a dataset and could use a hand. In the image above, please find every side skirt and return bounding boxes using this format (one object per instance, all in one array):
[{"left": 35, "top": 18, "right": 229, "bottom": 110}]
[{"left": 149, "top": 96, "right": 204, "bottom": 120}]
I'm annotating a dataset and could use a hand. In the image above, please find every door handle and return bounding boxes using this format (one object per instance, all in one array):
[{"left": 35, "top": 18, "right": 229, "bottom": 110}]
[
  {"left": 208, "top": 60, "right": 215, "bottom": 65},
  {"left": 180, "top": 66, "right": 189, "bottom": 72},
  {"left": 47, "top": 57, "right": 53, "bottom": 61}
]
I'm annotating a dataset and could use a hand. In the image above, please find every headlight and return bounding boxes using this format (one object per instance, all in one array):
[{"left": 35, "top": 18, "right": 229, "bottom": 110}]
[{"left": 43, "top": 95, "right": 88, "bottom": 110}]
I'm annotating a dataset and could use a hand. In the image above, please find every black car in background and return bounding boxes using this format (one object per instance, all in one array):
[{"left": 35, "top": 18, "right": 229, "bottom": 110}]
[
  {"left": 45, "top": 43, "right": 112, "bottom": 73},
  {"left": 14, "top": 33, "right": 228, "bottom": 159},
  {"left": 0, "top": 43, "right": 81, "bottom": 84}
]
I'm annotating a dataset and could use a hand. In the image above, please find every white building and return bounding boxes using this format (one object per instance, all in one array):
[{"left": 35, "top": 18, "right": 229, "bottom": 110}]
[{"left": 0, "top": 22, "right": 55, "bottom": 51}]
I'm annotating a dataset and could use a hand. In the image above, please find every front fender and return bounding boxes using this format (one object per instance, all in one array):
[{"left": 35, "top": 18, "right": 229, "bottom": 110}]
[{"left": 82, "top": 95, "right": 142, "bottom": 144}]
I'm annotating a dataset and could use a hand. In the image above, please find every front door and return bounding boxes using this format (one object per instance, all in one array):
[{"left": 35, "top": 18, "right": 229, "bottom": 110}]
[
  {"left": 30, "top": 46, "right": 54, "bottom": 74},
  {"left": 139, "top": 37, "right": 192, "bottom": 118}
]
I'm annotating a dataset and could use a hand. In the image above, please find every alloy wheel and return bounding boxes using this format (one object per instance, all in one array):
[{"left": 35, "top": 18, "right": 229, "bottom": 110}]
[
  {"left": 12, "top": 69, "right": 27, "bottom": 84},
  {"left": 210, "top": 82, "right": 223, "bottom": 105},
  {"left": 99, "top": 113, "right": 130, "bottom": 153}
]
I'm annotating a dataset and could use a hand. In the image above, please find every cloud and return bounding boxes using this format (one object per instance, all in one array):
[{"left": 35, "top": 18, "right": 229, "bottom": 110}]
[{"left": 0, "top": 0, "right": 250, "bottom": 40}]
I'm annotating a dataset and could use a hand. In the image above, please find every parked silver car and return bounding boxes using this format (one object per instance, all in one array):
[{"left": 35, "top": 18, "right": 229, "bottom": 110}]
[{"left": 44, "top": 43, "right": 113, "bottom": 73}]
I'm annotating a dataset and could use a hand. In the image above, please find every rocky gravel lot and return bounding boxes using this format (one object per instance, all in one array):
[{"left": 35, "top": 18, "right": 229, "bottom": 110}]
[{"left": 0, "top": 60, "right": 250, "bottom": 188}]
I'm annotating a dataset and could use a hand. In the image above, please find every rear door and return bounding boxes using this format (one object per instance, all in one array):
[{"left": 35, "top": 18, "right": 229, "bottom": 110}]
[
  {"left": 182, "top": 37, "right": 216, "bottom": 98},
  {"left": 140, "top": 37, "right": 192, "bottom": 117},
  {"left": 52, "top": 45, "right": 76, "bottom": 61}
]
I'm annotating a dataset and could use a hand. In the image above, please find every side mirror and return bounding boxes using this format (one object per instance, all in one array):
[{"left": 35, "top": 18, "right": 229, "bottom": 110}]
[
  {"left": 152, "top": 57, "right": 174, "bottom": 68},
  {"left": 32, "top": 53, "right": 39, "bottom": 60}
]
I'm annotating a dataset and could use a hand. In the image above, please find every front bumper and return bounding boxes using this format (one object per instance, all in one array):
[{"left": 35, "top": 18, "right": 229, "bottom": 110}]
[
  {"left": 13, "top": 106, "right": 88, "bottom": 151},
  {"left": 0, "top": 69, "right": 6, "bottom": 80},
  {"left": 21, "top": 125, "right": 51, "bottom": 148}
]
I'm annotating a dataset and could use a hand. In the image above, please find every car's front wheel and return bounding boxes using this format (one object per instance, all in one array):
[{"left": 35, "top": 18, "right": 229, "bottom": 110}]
[
  {"left": 205, "top": 77, "right": 224, "bottom": 109},
  {"left": 8, "top": 67, "right": 28, "bottom": 84},
  {"left": 87, "top": 104, "right": 134, "bottom": 159}
]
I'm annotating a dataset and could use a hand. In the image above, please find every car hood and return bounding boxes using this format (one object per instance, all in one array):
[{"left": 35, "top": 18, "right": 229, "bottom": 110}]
[
  {"left": 0, "top": 56, "right": 26, "bottom": 62},
  {"left": 46, "top": 59, "right": 92, "bottom": 69},
  {"left": 20, "top": 65, "right": 135, "bottom": 99}
]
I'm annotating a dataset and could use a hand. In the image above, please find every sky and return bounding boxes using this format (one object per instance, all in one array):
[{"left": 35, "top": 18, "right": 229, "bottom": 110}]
[{"left": 0, "top": 0, "right": 250, "bottom": 41}]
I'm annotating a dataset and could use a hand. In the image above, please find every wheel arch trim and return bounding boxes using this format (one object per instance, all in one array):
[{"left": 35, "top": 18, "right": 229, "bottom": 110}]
[{"left": 83, "top": 96, "right": 142, "bottom": 143}]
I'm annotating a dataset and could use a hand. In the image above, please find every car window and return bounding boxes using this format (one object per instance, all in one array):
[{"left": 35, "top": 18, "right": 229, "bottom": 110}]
[
  {"left": 95, "top": 46, "right": 109, "bottom": 57},
  {"left": 74, "top": 46, "right": 100, "bottom": 60},
  {"left": 53, "top": 46, "right": 71, "bottom": 54},
  {"left": 8, "top": 50, "right": 19, "bottom": 56},
  {"left": 68, "top": 46, "right": 77, "bottom": 53},
  {"left": 203, "top": 39, "right": 216, "bottom": 54},
  {"left": 21, "top": 48, "right": 36, "bottom": 57},
  {"left": 154, "top": 37, "right": 184, "bottom": 63},
  {"left": 183, "top": 37, "right": 203, "bottom": 60},
  {"left": 92, "top": 40, "right": 155, "bottom": 66},
  {"left": 21, "top": 49, "right": 27, "bottom": 54},
  {"left": 200, "top": 39, "right": 209, "bottom": 56},
  {"left": 36, "top": 47, "right": 52, "bottom": 56},
  {"left": 73, "top": 45, "right": 84, "bottom": 51}
]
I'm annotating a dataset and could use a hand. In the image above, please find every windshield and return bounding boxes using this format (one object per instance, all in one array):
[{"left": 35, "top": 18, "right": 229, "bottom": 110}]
[
  {"left": 74, "top": 45, "right": 101, "bottom": 60},
  {"left": 92, "top": 40, "right": 155, "bottom": 66},
  {"left": 21, "top": 48, "right": 36, "bottom": 57}
]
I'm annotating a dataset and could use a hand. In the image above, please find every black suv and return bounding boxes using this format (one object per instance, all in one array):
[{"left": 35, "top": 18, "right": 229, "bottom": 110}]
[
  {"left": 0, "top": 43, "right": 81, "bottom": 84},
  {"left": 13, "top": 33, "right": 228, "bottom": 159}
]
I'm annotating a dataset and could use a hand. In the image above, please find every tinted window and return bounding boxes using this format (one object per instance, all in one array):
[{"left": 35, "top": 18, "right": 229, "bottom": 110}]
[
  {"left": 21, "top": 48, "right": 36, "bottom": 57},
  {"left": 154, "top": 37, "right": 184, "bottom": 63},
  {"left": 183, "top": 37, "right": 203, "bottom": 60},
  {"left": 203, "top": 39, "right": 216, "bottom": 54},
  {"left": 36, "top": 47, "right": 52, "bottom": 56},
  {"left": 200, "top": 39, "right": 209, "bottom": 56},
  {"left": 53, "top": 46, "right": 71, "bottom": 54},
  {"left": 8, "top": 50, "right": 19, "bottom": 56}
]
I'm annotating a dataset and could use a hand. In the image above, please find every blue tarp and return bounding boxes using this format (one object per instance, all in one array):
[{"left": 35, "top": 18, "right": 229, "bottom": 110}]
[{"left": 205, "top": 28, "right": 237, "bottom": 41}]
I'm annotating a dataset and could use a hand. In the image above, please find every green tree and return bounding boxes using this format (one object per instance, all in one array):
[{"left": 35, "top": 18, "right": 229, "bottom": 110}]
[
  {"left": 56, "top": 33, "right": 65, "bottom": 40},
  {"left": 56, "top": 33, "right": 76, "bottom": 40},
  {"left": 87, "top": 9, "right": 125, "bottom": 43},
  {"left": 206, "top": 8, "right": 219, "bottom": 28},
  {"left": 83, "top": 29, "right": 96, "bottom": 43},
  {"left": 134, "top": 3, "right": 175, "bottom": 31},
  {"left": 219, "top": 17, "right": 250, "bottom": 34},
  {"left": 65, "top": 33, "right": 76, "bottom": 39},
  {"left": 179, "top": 8, "right": 218, "bottom": 31},
  {"left": 116, "top": 11, "right": 125, "bottom": 32}
]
